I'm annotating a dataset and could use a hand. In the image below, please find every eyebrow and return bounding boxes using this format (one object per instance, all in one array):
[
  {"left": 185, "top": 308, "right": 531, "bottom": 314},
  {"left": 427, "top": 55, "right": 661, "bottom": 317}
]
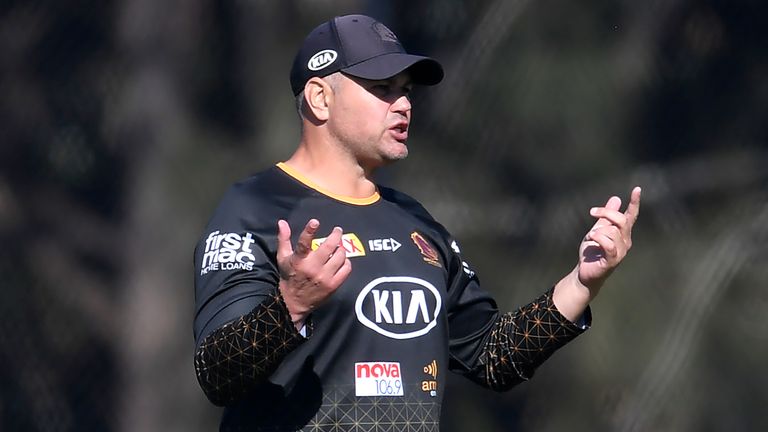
[{"left": 370, "top": 77, "right": 413, "bottom": 88}]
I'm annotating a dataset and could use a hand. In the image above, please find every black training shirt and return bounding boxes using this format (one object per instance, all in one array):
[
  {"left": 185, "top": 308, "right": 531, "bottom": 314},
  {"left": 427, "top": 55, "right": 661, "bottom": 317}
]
[{"left": 193, "top": 163, "right": 582, "bottom": 431}]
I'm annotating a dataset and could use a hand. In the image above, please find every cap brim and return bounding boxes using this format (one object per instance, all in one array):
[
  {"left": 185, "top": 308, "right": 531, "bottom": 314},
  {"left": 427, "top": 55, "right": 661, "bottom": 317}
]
[{"left": 341, "top": 53, "right": 444, "bottom": 86}]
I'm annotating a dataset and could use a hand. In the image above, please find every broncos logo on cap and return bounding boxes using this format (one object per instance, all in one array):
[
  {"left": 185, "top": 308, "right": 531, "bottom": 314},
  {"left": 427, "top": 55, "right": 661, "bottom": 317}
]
[{"left": 372, "top": 22, "right": 398, "bottom": 43}]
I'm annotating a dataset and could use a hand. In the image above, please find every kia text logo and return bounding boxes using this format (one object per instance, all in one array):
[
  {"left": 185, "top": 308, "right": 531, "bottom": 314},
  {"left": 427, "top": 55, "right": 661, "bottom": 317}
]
[
  {"left": 355, "top": 276, "right": 442, "bottom": 340},
  {"left": 307, "top": 49, "right": 338, "bottom": 71}
]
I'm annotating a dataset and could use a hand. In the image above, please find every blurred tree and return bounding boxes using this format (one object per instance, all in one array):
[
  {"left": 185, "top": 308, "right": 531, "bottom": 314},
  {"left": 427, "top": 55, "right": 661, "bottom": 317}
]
[{"left": 1, "top": 0, "right": 766, "bottom": 431}]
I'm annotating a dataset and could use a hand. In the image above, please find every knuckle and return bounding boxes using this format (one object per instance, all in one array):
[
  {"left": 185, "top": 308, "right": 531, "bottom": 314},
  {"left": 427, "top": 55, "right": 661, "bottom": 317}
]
[{"left": 289, "top": 253, "right": 305, "bottom": 267}]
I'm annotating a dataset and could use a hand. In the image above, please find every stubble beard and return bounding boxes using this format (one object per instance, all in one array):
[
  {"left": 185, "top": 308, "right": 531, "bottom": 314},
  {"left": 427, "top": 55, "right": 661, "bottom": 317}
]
[
  {"left": 347, "top": 134, "right": 409, "bottom": 170},
  {"left": 330, "top": 121, "right": 410, "bottom": 170},
  {"left": 376, "top": 136, "right": 409, "bottom": 167}
]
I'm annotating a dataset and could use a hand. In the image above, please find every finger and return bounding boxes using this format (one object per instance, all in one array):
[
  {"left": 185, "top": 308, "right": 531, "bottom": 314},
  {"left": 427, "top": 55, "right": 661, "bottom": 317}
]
[
  {"left": 589, "top": 196, "right": 621, "bottom": 229},
  {"left": 295, "top": 219, "right": 320, "bottom": 258},
  {"left": 323, "top": 243, "right": 348, "bottom": 276},
  {"left": 305, "top": 245, "right": 346, "bottom": 292},
  {"left": 590, "top": 207, "right": 627, "bottom": 229},
  {"left": 310, "top": 226, "right": 344, "bottom": 265},
  {"left": 605, "top": 196, "right": 622, "bottom": 212},
  {"left": 586, "top": 225, "right": 621, "bottom": 243},
  {"left": 596, "top": 225, "right": 629, "bottom": 254},
  {"left": 591, "top": 232, "right": 618, "bottom": 259},
  {"left": 624, "top": 186, "right": 642, "bottom": 226},
  {"left": 276, "top": 220, "right": 293, "bottom": 261},
  {"left": 329, "top": 258, "right": 353, "bottom": 288}
]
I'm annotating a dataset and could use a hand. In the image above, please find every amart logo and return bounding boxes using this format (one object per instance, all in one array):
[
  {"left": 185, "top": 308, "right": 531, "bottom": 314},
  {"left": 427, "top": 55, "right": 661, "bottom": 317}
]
[
  {"left": 307, "top": 49, "right": 338, "bottom": 71},
  {"left": 355, "top": 276, "right": 442, "bottom": 340}
]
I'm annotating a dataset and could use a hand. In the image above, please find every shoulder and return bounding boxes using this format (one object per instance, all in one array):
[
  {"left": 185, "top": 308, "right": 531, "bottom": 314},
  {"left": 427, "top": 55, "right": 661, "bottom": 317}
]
[
  {"left": 378, "top": 185, "right": 432, "bottom": 219},
  {"left": 378, "top": 185, "right": 450, "bottom": 238},
  {"left": 206, "top": 165, "right": 304, "bottom": 230},
  {"left": 220, "top": 166, "right": 284, "bottom": 204},
  {"left": 218, "top": 165, "right": 309, "bottom": 209}
]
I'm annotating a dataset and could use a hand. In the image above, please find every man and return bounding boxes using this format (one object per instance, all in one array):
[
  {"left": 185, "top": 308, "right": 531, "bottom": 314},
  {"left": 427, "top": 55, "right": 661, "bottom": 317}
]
[{"left": 193, "top": 14, "right": 641, "bottom": 431}]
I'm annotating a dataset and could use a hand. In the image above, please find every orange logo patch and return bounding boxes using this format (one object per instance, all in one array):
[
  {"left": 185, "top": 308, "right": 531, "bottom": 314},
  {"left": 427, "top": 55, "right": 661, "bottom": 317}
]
[
  {"left": 422, "top": 360, "right": 438, "bottom": 397},
  {"left": 312, "top": 233, "right": 366, "bottom": 258}
]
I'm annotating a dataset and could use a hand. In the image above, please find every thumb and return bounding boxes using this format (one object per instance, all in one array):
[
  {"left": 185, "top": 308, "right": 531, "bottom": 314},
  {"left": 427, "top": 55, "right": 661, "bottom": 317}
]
[{"left": 276, "top": 219, "right": 293, "bottom": 262}]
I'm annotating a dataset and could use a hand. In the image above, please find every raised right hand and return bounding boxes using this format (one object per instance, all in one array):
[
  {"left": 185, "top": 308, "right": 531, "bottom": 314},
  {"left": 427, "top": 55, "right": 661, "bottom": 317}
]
[{"left": 276, "top": 219, "right": 352, "bottom": 330}]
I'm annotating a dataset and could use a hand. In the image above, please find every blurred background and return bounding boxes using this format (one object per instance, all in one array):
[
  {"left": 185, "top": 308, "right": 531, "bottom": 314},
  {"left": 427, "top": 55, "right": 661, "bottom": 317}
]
[{"left": 1, "top": 0, "right": 766, "bottom": 431}]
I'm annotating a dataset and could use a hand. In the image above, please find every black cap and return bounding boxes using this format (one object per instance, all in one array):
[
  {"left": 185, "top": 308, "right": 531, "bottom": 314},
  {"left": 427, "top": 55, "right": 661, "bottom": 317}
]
[{"left": 290, "top": 14, "right": 444, "bottom": 95}]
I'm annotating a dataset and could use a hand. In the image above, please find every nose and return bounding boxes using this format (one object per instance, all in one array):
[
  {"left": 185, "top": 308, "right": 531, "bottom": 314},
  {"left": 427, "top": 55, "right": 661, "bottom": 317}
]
[{"left": 391, "top": 93, "right": 411, "bottom": 116}]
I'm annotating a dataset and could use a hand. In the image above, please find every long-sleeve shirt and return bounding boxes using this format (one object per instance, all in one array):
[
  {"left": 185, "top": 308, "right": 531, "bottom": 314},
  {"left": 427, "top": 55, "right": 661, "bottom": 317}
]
[{"left": 193, "top": 163, "right": 589, "bottom": 431}]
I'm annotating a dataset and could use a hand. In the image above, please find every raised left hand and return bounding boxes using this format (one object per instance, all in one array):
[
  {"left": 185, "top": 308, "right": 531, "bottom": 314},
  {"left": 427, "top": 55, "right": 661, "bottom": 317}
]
[{"left": 578, "top": 186, "right": 642, "bottom": 291}]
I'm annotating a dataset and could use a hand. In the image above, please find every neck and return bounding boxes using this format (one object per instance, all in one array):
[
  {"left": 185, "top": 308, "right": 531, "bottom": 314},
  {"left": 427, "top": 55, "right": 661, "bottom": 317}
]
[{"left": 283, "top": 132, "right": 377, "bottom": 200}]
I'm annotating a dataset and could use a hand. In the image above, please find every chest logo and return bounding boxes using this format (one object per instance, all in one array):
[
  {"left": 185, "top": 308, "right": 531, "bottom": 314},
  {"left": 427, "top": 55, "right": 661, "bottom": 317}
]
[
  {"left": 368, "top": 237, "right": 401, "bottom": 252},
  {"left": 354, "top": 362, "right": 404, "bottom": 397},
  {"left": 422, "top": 360, "right": 438, "bottom": 397},
  {"left": 410, "top": 232, "right": 441, "bottom": 267},
  {"left": 355, "top": 276, "right": 442, "bottom": 340},
  {"left": 312, "top": 233, "right": 366, "bottom": 258}
]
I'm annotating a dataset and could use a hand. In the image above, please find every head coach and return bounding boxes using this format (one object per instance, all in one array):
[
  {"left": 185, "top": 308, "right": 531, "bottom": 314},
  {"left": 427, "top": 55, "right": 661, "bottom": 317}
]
[{"left": 193, "top": 14, "right": 641, "bottom": 431}]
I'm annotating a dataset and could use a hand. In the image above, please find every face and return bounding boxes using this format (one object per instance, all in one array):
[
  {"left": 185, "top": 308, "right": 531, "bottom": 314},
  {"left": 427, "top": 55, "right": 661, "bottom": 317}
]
[{"left": 326, "top": 72, "right": 413, "bottom": 169}]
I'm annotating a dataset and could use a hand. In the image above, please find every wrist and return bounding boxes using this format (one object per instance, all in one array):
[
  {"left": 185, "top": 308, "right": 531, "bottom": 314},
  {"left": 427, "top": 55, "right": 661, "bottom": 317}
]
[
  {"left": 291, "top": 315, "right": 306, "bottom": 332},
  {"left": 571, "top": 267, "right": 596, "bottom": 297},
  {"left": 278, "top": 280, "right": 310, "bottom": 331},
  {"left": 553, "top": 267, "right": 594, "bottom": 322}
]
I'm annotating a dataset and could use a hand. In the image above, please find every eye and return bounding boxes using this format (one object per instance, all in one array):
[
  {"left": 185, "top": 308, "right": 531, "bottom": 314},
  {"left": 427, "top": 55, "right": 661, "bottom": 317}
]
[
  {"left": 368, "top": 82, "right": 411, "bottom": 100},
  {"left": 370, "top": 84, "right": 390, "bottom": 96}
]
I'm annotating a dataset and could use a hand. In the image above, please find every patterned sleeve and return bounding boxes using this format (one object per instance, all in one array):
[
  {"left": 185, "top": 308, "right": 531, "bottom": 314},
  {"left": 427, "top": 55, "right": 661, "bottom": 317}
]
[
  {"left": 442, "top": 235, "right": 590, "bottom": 391},
  {"left": 476, "top": 288, "right": 589, "bottom": 391},
  {"left": 194, "top": 293, "right": 306, "bottom": 406},
  {"left": 381, "top": 190, "right": 590, "bottom": 392}
]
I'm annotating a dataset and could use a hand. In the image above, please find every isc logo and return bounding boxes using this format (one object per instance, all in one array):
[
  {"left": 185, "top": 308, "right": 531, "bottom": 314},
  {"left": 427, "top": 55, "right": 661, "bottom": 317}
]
[
  {"left": 368, "top": 238, "right": 401, "bottom": 252},
  {"left": 307, "top": 49, "right": 338, "bottom": 71},
  {"left": 355, "top": 276, "right": 442, "bottom": 340}
]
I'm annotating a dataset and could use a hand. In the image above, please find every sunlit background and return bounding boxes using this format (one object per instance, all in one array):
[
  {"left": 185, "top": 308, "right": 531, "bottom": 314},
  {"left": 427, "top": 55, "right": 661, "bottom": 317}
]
[{"left": 1, "top": 0, "right": 766, "bottom": 431}]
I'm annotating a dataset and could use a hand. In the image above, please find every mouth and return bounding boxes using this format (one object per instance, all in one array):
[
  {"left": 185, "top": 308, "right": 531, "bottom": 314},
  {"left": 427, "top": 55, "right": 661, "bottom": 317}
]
[{"left": 389, "top": 122, "right": 409, "bottom": 142}]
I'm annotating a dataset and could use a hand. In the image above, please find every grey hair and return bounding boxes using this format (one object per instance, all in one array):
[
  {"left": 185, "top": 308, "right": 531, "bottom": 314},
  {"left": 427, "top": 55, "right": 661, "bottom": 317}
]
[
  {"left": 296, "top": 73, "right": 343, "bottom": 120},
  {"left": 295, "top": 90, "right": 307, "bottom": 119}
]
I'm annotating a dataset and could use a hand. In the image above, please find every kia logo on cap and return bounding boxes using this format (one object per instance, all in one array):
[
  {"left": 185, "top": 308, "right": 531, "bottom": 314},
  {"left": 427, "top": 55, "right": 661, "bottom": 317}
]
[{"left": 307, "top": 49, "right": 338, "bottom": 71}]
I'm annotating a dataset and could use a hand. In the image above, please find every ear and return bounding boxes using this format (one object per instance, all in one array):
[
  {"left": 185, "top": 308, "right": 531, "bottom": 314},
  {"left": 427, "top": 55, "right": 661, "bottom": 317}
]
[{"left": 304, "top": 77, "right": 333, "bottom": 121}]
